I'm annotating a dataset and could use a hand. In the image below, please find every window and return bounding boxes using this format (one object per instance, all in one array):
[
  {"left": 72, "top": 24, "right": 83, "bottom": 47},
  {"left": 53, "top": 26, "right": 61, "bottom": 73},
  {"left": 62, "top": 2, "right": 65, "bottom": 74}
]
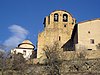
[
  {"left": 64, "top": 24, "right": 66, "bottom": 27},
  {"left": 43, "top": 18, "right": 46, "bottom": 27},
  {"left": 90, "top": 39, "right": 94, "bottom": 44},
  {"left": 63, "top": 14, "right": 68, "bottom": 22},
  {"left": 54, "top": 13, "right": 59, "bottom": 22},
  {"left": 14, "top": 50, "right": 16, "bottom": 54},
  {"left": 59, "top": 36, "right": 61, "bottom": 41},
  {"left": 23, "top": 50, "right": 26, "bottom": 55},
  {"left": 72, "top": 19, "right": 74, "bottom": 25},
  {"left": 88, "top": 31, "right": 90, "bottom": 34},
  {"left": 48, "top": 16, "right": 50, "bottom": 24},
  {"left": 88, "top": 49, "right": 92, "bottom": 50}
]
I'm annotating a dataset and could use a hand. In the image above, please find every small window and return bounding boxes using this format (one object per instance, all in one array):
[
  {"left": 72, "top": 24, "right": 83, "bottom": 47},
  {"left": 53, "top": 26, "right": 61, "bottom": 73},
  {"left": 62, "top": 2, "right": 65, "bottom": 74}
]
[
  {"left": 90, "top": 39, "right": 94, "bottom": 44},
  {"left": 59, "top": 36, "right": 61, "bottom": 41},
  {"left": 88, "top": 31, "right": 90, "bottom": 34},
  {"left": 88, "top": 49, "right": 92, "bottom": 50},
  {"left": 43, "top": 18, "right": 46, "bottom": 27},
  {"left": 23, "top": 50, "right": 26, "bottom": 55},
  {"left": 48, "top": 16, "right": 50, "bottom": 24},
  {"left": 63, "top": 14, "right": 68, "bottom": 22},
  {"left": 54, "top": 13, "right": 59, "bottom": 22},
  {"left": 72, "top": 19, "right": 74, "bottom": 25},
  {"left": 64, "top": 24, "right": 66, "bottom": 27},
  {"left": 14, "top": 50, "right": 16, "bottom": 54}
]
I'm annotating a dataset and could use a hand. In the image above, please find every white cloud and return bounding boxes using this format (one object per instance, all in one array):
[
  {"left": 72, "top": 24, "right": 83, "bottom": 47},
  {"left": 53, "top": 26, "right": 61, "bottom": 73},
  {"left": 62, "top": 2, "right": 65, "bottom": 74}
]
[{"left": 3, "top": 25, "right": 29, "bottom": 49}]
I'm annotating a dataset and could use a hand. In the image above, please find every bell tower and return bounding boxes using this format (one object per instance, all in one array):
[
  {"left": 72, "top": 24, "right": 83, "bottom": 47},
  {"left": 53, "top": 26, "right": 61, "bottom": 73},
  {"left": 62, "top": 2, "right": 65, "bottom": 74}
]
[
  {"left": 43, "top": 10, "right": 75, "bottom": 30},
  {"left": 37, "top": 10, "right": 76, "bottom": 59}
]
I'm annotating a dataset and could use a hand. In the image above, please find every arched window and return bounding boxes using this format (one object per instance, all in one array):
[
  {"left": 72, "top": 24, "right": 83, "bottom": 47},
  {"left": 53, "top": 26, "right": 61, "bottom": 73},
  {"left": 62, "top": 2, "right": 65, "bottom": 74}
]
[
  {"left": 63, "top": 14, "right": 68, "bottom": 22},
  {"left": 54, "top": 13, "right": 59, "bottom": 22}
]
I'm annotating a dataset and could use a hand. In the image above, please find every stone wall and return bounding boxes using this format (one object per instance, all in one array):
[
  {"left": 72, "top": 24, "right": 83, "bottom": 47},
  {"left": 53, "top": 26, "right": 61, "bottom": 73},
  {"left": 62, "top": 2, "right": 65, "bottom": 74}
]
[
  {"left": 1, "top": 58, "right": 100, "bottom": 75},
  {"left": 37, "top": 10, "right": 76, "bottom": 59},
  {"left": 59, "top": 50, "right": 100, "bottom": 60}
]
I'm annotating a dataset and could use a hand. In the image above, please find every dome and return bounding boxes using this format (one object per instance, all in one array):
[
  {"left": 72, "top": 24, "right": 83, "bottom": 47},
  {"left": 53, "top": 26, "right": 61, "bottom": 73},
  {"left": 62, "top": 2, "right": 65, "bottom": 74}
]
[
  {"left": 22, "top": 40, "right": 33, "bottom": 44},
  {"left": 18, "top": 40, "right": 35, "bottom": 49}
]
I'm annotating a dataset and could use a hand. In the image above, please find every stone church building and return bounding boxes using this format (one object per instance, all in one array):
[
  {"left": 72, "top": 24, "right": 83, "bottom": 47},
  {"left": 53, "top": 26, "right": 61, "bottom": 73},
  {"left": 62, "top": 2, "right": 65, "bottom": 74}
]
[
  {"left": 37, "top": 10, "right": 100, "bottom": 59},
  {"left": 10, "top": 10, "right": 100, "bottom": 60},
  {"left": 37, "top": 10, "right": 76, "bottom": 58}
]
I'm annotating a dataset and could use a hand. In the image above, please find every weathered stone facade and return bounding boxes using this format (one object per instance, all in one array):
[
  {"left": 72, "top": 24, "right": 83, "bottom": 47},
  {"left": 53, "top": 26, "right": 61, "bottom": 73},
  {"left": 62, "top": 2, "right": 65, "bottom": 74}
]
[
  {"left": 37, "top": 10, "right": 100, "bottom": 61},
  {"left": 37, "top": 10, "right": 76, "bottom": 58}
]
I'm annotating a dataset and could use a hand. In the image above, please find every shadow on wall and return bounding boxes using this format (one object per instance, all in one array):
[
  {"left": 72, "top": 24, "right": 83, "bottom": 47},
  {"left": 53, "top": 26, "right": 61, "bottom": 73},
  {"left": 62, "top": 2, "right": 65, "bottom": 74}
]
[
  {"left": 62, "top": 39, "right": 74, "bottom": 51},
  {"left": 61, "top": 24, "right": 78, "bottom": 51}
]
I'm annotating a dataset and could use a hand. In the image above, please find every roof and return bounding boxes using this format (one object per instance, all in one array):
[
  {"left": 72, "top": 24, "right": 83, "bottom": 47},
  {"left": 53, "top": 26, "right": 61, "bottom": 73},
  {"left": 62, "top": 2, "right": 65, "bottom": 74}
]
[
  {"left": 22, "top": 40, "right": 33, "bottom": 44},
  {"left": 18, "top": 40, "right": 35, "bottom": 49},
  {"left": 78, "top": 18, "right": 100, "bottom": 24},
  {"left": 50, "top": 10, "right": 74, "bottom": 18}
]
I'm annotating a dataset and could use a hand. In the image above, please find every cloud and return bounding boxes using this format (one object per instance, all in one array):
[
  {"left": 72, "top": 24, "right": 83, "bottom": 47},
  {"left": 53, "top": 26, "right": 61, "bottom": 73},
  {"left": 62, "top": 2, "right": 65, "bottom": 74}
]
[{"left": 3, "top": 25, "right": 29, "bottom": 49}]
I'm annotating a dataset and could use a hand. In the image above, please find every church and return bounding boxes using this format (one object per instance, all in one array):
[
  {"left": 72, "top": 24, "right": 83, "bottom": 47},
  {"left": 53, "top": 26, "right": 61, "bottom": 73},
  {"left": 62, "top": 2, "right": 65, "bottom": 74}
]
[
  {"left": 37, "top": 10, "right": 100, "bottom": 59},
  {"left": 11, "top": 10, "right": 100, "bottom": 60}
]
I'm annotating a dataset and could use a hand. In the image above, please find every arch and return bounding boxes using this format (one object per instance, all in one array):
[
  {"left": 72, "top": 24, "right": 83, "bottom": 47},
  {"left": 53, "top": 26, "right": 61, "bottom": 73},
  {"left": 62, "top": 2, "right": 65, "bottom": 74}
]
[
  {"left": 51, "top": 10, "right": 73, "bottom": 18},
  {"left": 54, "top": 13, "right": 59, "bottom": 22},
  {"left": 63, "top": 14, "right": 68, "bottom": 22}
]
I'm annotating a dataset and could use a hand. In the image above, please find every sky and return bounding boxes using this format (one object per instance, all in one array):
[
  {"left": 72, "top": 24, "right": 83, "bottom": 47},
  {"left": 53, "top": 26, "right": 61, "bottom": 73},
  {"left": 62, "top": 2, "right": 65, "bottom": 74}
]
[{"left": 0, "top": 0, "right": 100, "bottom": 51}]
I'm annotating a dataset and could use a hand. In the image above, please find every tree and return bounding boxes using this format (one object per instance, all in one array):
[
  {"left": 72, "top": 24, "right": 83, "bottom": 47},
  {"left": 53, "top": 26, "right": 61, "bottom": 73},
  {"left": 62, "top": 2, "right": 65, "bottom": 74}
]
[
  {"left": 44, "top": 42, "right": 61, "bottom": 75},
  {"left": 0, "top": 49, "right": 6, "bottom": 75},
  {"left": 8, "top": 53, "right": 27, "bottom": 75},
  {"left": 30, "top": 50, "right": 37, "bottom": 59}
]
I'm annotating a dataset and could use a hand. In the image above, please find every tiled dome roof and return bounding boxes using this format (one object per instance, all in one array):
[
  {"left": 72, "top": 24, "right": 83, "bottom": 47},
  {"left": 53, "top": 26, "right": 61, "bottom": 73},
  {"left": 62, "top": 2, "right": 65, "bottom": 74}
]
[
  {"left": 18, "top": 40, "right": 35, "bottom": 49},
  {"left": 22, "top": 40, "right": 33, "bottom": 44}
]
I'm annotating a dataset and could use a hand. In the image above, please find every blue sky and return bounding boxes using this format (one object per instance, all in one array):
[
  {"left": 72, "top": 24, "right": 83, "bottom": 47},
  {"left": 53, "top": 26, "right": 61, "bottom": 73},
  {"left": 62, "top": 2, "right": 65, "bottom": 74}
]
[{"left": 0, "top": 0, "right": 100, "bottom": 50}]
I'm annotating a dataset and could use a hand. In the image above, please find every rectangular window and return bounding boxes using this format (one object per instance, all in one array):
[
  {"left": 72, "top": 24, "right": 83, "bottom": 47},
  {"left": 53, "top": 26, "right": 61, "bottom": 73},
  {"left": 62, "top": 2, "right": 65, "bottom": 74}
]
[
  {"left": 88, "top": 31, "right": 90, "bottom": 34},
  {"left": 90, "top": 39, "right": 94, "bottom": 44},
  {"left": 48, "top": 16, "right": 50, "bottom": 24},
  {"left": 14, "top": 50, "right": 16, "bottom": 54},
  {"left": 43, "top": 18, "right": 46, "bottom": 27},
  {"left": 88, "top": 49, "right": 92, "bottom": 50},
  {"left": 59, "top": 36, "right": 61, "bottom": 41},
  {"left": 23, "top": 50, "right": 26, "bottom": 55},
  {"left": 64, "top": 24, "right": 66, "bottom": 27}
]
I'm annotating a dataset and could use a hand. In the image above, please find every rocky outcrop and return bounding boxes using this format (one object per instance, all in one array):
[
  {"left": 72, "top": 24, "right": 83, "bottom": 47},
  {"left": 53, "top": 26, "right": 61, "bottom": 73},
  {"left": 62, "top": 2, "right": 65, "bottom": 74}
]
[
  {"left": 1, "top": 58, "right": 100, "bottom": 75},
  {"left": 26, "top": 58, "right": 100, "bottom": 75}
]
